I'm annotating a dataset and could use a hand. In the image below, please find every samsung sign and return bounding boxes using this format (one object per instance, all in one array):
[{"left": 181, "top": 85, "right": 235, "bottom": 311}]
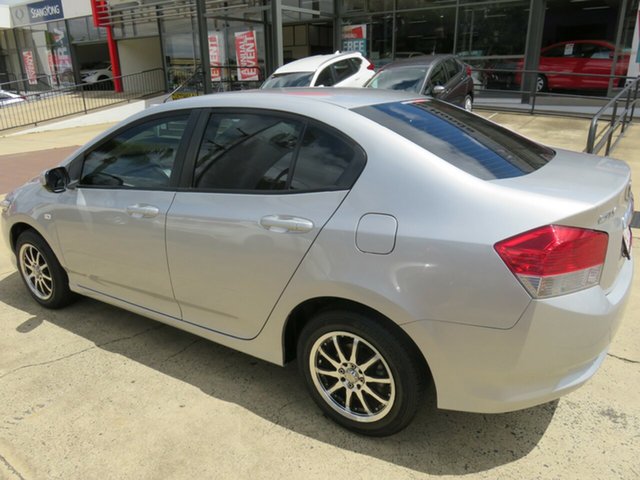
[{"left": 11, "top": 0, "right": 64, "bottom": 25}]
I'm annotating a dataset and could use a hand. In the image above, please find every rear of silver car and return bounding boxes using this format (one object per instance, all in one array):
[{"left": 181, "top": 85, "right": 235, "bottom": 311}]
[{"left": 332, "top": 99, "right": 634, "bottom": 413}]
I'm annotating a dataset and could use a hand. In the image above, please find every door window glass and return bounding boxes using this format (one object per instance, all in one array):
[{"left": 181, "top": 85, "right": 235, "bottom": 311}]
[
  {"left": 333, "top": 59, "right": 357, "bottom": 82},
  {"left": 426, "top": 63, "right": 448, "bottom": 93},
  {"left": 80, "top": 115, "right": 189, "bottom": 188},
  {"left": 444, "top": 58, "right": 461, "bottom": 79},
  {"left": 316, "top": 66, "right": 335, "bottom": 86},
  {"left": 291, "top": 124, "right": 365, "bottom": 190},
  {"left": 194, "top": 113, "right": 303, "bottom": 190}
]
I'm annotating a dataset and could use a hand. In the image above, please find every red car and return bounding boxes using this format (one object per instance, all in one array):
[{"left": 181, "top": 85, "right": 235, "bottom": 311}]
[{"left": 516, "top": 40, "right": 630, "bottom": 92}]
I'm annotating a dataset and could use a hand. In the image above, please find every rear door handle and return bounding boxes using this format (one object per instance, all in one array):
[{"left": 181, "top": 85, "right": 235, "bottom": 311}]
[
  {"left": 126, "top": 204, "right": 160, "bottom": 218},
  {"left": 260, "top": 215, "right": 314, "bottom": 233}
]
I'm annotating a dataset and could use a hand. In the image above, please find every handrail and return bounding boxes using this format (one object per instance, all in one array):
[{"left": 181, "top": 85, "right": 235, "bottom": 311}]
[{"left": 585, "top": 77, "right": 639, "bottom": 155}]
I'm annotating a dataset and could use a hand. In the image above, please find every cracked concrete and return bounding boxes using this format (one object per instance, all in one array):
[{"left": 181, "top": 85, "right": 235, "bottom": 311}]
[{"left": 1, "top": 117, "right": 639, "bottom": 479}]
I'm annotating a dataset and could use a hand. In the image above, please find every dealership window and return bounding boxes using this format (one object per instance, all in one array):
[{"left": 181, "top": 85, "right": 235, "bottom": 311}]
[
  {"left": 342, "top": 15, "right": 393, "bottom": 64},
  {"left": 161, "top": 16, "right": 201, "bottom": 91},
  {"left": 395, "top": 8, "right": 456, "bottom": 56},
  {"left": 0, "top": 30, "right": 22, "bottom": 87}
]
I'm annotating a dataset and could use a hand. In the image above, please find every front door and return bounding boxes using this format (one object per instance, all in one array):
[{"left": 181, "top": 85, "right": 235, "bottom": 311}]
[{"left": 55, "top": 113, "right": 193, "bottom": 317}]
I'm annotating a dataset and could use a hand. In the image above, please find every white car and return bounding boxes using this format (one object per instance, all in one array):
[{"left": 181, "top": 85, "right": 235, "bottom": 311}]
[
  {"left": 262, "top": 52, "right": 375, "bottom": 89},
  {"left": 0, "top": 90, "right": 26, "bottom": 107},
  {"left": 80, "top": 63, "right": 113, "bottom": 84}
]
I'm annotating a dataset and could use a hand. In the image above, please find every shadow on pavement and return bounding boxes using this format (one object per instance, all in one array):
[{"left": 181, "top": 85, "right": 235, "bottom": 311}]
[{"left": 0, "top": 271, "right": 557, "bottom": 475}]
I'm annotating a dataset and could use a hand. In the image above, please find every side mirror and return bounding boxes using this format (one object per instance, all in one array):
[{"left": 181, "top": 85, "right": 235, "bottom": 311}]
[
  {"left": 432, "top": 85, "right": 446, "bottom": 96},
  {"left": 40, "top": 166, "right": 70, "bottom": 193}
]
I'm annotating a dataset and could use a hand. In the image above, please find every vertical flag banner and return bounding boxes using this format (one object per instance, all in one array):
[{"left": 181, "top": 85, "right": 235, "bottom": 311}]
[
  {"left": 47, "top": 50, "right": 58, "bottom": 85},
  {"left": 208, "top": 31, "right": 224, "bottom": 82},
  {"left": 22, "top": 50, "right": 38, "bottom": 85},
  {"left": 627, "top": 8, "right": 640, "bottom": 80},
  {"left": 234, "top": 30, "right": 259, "bottom": 81}
]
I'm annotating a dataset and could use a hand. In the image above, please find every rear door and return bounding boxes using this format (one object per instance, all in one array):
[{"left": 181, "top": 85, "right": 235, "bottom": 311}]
[{"left": 165, "top": 109, "right": 366, "bottom": 339}]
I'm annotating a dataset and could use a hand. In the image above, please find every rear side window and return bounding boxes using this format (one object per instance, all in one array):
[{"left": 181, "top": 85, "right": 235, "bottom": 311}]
[
  {"left": 354, "top": 100, "right": 554, "bottom": 180},
  {"left": 291, "top": 125, "right": 365, "bottom": 190},
  {"left": 194, "top": 113, "right": 303, "bottom": 190},
  {"left": 191, "top": 111, "right": 366, "bottom": 192},
  {"left": 444, "top": 59, "right": 461, "bottom": 79}
]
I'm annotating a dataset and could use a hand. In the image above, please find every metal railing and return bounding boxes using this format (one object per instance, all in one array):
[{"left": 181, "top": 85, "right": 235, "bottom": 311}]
[
  {"left": 472, "top": 66, "right": 635, "bottom": 117},
  {"left": 585, "top": 77, "right": 639, "bottom": 155},
  {"left": 0, "top": 68, "right": 165, "bottom": 132}
]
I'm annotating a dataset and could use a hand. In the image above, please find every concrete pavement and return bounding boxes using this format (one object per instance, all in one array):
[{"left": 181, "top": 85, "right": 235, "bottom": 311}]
[{"left": 0, "top": 113, "right": 639, "bottom": 479}]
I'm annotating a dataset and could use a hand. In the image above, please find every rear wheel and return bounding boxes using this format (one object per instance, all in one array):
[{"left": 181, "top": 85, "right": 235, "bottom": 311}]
[
  {"left": 16, "top": 230, "right": 75, "bottom": 309},
  {"left": 297, "top": 309, "right": 426, "bottom": 436}
]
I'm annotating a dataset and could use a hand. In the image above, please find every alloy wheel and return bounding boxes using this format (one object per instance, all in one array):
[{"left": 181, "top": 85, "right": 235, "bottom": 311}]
[
  {"left": 19, "top": 243, "right": 54, "bottom": 301},
  {"left": 309, "top": 331, "right": 396, "bottom": 422}
]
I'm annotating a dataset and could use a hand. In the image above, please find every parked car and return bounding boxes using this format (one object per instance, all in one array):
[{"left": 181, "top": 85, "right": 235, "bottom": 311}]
[
  {"left": 0, "top": 90, "right": 26, "bottom": 107},
  {"left": 515, "top": 40, "right": 630, "bottom": 92},
  {"left": 80, "top": 63, "right": 113, "bottom": 88},
  {"left": 1, "top": 89, "right": 633, "bottom": 436},
  {"left": 261, "top": 52, "right": 375, "bottom": 88},
  {"left": 365, "top": 54, "right": 475, "bottom": 111}
]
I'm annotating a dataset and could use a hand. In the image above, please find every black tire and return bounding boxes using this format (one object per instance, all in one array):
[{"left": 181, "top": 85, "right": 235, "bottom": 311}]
[
  {"left": 15, "top": 230, "right": 75, "bottom": 309},
  {"left": 536, "top": 74, "right": 548, "bottom": 92},
  {"left": 464, "top": 94, "right": 473, "bottom": 112},
  {"left": 297, "top": 309, "right": 427, "bottom": 436}
]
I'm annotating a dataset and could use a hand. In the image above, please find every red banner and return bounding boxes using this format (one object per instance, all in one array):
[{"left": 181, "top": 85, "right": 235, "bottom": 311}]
[
  {"left": 22, "top": 50, "right": 37, "bottom": 85},
  {"left": 208, "top": 32, "right": 223, "bottom": 82},
  {"left": 234, "top": 30, "right": 259, "bottom": 82}
]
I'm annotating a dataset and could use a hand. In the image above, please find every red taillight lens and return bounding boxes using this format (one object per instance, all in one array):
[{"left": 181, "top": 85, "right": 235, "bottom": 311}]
[
  {"left": 367, "top": 60, "right": 375, "bottom": 71},
  {"left": 495, "top": 225, "right": 608, "bottom": 298},
  {"left": 465, "top": 65, "right": 472, "bottom": 77}
]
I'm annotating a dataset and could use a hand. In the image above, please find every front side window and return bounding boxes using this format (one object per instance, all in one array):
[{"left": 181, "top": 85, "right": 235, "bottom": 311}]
[
  {"left": 444, "top": 58, "right": 461, "bottom": 79},
  {"left": 80, "top": 115, "right": 189, "bottom": 188},
  {"left": 426, "top": 64, "right": 448, "bottom": 93},
  {"left": 316, "top": 66, "right": 335, "bottom": 86},
  {"left": 333, "top": 59, "right": 357, "bottom": 82}
]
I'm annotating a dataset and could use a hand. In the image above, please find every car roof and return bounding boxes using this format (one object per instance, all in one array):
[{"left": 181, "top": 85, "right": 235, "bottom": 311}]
[
  {"left": 378, "top": 54, "right": 456, "bottom": 71},
  {"left": 152, "top": 88, "right": 422, "bottom": 113},
  {"left": 274, "top": 52, "right": 362, "bottom": 74}
]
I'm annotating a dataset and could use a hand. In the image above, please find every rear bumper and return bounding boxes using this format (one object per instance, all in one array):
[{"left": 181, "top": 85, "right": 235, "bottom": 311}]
[{"left": 403, "top": 256, "right": 633, "bottom": 413}]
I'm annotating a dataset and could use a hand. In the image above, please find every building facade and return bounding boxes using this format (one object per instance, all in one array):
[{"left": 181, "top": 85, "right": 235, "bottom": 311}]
[{"left": 0, "top": 0, "right": 638, "bottom": 96}]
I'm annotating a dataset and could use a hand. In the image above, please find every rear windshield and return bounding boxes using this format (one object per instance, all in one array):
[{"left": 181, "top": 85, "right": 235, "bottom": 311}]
[
  {"left": 354, "top": 100, "right": 554, "bottom": 180},
  {"left": 261, "top": 72, "right": 313, "bottom": 88},
  {"left": 366, "top": 67, "right": 427, "bottom": 93}
]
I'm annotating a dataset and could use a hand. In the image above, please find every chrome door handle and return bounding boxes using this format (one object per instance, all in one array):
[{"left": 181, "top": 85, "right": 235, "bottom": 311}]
[
  {"left": 126, "top": 204, "right": 160, "bottom": 218},
  {"left": 260, "top": 215, "right": 314, "bottom": 233}
]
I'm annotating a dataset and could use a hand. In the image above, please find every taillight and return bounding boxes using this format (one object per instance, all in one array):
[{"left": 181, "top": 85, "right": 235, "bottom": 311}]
[
  {"left": 465, "top": 65, "right": 472, "bottom": 77},
  {"left": 367, "top": 60, "right": 375, "bottom": 71},
  {"left": 494, "top": 225, "right": 608, "bottom": 298}
]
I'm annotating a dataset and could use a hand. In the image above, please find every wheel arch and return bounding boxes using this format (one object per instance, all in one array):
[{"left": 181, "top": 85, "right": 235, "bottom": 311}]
[{"left": 282, "top": 296, "right": 433, "bottom": 383}]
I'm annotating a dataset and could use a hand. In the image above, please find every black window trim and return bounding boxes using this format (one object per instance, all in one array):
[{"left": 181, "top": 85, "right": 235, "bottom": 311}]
[
  {"left": 179, "top": 107, "right": 368, "bottom": 195},
  {"left": 71, "top": 109, "right": 200, "bottom": 192}
]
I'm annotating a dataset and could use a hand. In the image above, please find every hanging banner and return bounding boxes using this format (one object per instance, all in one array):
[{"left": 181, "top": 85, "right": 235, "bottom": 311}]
[
  {"left": 22, "top": 50, "right": 38, "bottom": 85},
  {"left": 234, "top": 30, "right": 259, "bottom": 82},
  {"left": 342, "top": 24, "right": 367, "bottom": 56},
  {"left": 51, "top": 28, "right": 73, "bottom": 84},
  {"left": 627, "top": 7, "right": 640, "bottom": 82},
  {"left": 208, "top": 31, "right": 224, "bottom": 82},
  {"left": 47, "top": 50, "right": 58, "bottom": 85}
]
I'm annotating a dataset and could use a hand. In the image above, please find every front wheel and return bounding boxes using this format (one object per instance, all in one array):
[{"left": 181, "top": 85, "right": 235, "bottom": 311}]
[
  {"left": 16, "top": 230, "right": 75, "bottom": 309},
  {"left": 297, "top": 309, "right": 426, "bottom": 436},
  {"left": 464, "top": 94, "right": 473, "bottom": 112},
  {"left": 536, "top": 74, "right": 548, "bottom": 92}
]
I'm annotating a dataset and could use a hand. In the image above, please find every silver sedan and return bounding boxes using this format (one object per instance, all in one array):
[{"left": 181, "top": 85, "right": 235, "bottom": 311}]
[{"left": 1, "top": 89, "right": 634, "bottom": 436}]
